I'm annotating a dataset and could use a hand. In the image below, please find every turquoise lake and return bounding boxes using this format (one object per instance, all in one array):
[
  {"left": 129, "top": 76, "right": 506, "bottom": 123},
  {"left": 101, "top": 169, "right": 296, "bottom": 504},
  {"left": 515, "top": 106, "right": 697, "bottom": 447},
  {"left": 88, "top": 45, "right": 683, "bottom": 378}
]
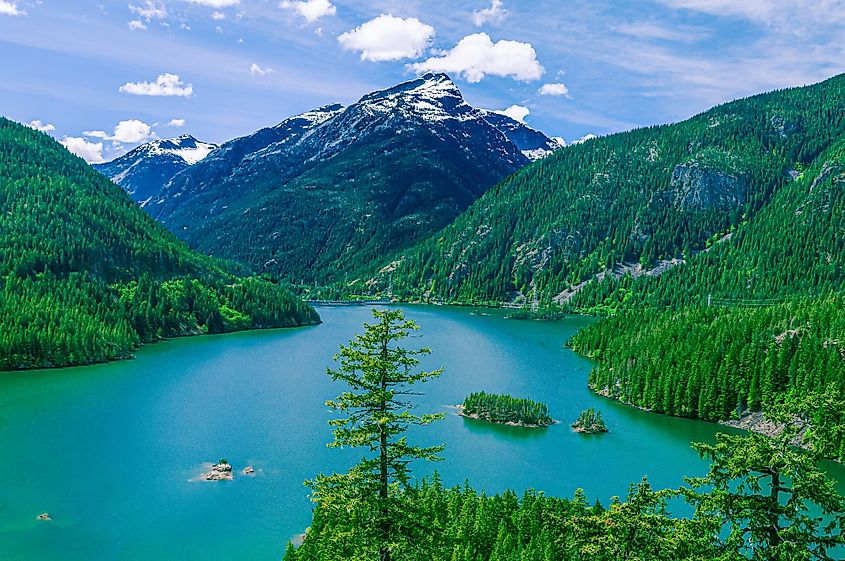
[{"left": 2, "top": 304, "right": 843, "bottom": 560}]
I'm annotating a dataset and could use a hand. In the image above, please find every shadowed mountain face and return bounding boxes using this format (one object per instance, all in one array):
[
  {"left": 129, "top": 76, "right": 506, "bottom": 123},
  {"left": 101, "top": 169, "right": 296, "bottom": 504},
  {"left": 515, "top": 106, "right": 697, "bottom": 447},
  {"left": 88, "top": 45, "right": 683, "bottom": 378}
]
[{"left": 98, "top": 73, "right": 556, "bottom": 283}]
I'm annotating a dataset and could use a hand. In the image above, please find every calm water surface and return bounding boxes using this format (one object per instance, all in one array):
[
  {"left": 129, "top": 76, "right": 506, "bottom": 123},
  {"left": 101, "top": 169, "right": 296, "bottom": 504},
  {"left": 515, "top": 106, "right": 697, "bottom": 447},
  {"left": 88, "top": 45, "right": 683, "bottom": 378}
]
[{"left": 2, "top": 304, "right": 843, "bottom": 560}]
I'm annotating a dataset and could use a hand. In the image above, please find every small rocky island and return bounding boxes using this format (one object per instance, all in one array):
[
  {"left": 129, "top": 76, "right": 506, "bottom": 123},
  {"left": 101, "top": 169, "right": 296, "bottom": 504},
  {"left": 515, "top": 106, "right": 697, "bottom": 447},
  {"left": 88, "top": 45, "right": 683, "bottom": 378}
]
[
  {"left": 572, "top": 408, "right": 609, "bottom": 434},
  {"left": 459, "top": 392, "right": 555, "bottom": 428},
  {"left": 204, "top": 459, "right": 234, "bottom": 481}
]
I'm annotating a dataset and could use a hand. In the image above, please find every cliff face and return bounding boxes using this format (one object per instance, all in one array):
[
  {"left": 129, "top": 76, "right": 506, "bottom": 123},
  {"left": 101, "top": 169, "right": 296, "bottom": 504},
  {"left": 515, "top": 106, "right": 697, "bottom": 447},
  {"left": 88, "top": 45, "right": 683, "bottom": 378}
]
[{"left": 670, "top": 161, "right": 749, "bottom": 211}]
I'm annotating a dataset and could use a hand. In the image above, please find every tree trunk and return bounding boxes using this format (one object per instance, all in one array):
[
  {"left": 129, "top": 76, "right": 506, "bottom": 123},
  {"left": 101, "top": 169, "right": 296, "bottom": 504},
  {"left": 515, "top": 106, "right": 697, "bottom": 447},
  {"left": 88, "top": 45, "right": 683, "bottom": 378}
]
[
  {"left": 379, "top": 336, "right": 390, "bottom": 561},
  {"left": 768, "top": 470, "right": 782, "bottom": 554}
]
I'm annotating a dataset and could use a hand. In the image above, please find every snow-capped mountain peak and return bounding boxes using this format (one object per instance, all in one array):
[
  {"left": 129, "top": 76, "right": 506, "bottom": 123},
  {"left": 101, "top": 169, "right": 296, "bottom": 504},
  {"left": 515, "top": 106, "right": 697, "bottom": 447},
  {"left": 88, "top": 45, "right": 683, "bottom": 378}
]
[{"left": 139, "top": 135, "right": 218, "bottom": 165}]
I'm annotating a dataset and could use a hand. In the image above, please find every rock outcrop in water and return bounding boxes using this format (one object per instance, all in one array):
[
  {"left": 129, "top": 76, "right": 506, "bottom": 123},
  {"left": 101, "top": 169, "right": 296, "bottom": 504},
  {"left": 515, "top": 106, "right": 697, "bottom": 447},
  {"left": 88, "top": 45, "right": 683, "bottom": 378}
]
[{"left": 204, "top": 460, "right": 234, "bottom": 481}]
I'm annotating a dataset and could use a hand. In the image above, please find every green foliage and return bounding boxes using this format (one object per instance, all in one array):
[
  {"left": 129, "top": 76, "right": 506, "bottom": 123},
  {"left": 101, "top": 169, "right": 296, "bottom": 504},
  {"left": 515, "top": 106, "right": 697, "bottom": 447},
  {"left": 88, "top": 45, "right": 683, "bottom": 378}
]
[
  {"left": 572, "top": 408, "right": 608, "bottom": 433},
  {"left": 460, "top": 392, "right": 553, "bottom": 427},
  {"left": 288, "top": 475, "right": 726, "bottom": 561},
  {"left": 376, "top": 75, "right": 845, "bottom": 305},
  {"left": 684, "top": 393, "right": 845, "bottom": 560},
  {"left": 0, "top": 117, "right": 318, "bottom": 370},
  {"left": 307, "top": 309, "right": 445, "bottom": 561},
  {"left": 569, "top": 297, "right": 845, "bottom": 457}
]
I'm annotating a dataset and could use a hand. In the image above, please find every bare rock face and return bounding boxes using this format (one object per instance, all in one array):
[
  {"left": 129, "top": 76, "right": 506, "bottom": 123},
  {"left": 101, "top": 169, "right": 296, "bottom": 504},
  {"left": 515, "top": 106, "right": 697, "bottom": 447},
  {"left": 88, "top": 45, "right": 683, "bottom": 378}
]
[
  {"left": 670, "top": 161, "right": 748, "bottom": 211},
  {"left": 37, "top": 512, "right": 51, "bottom": 521}
]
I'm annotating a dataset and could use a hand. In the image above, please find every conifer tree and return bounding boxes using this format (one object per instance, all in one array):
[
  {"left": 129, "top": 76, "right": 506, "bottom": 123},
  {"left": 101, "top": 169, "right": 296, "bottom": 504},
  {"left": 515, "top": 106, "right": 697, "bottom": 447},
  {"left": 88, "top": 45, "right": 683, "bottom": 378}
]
[{"left": 308, "top": 309, "right": 445, "bottom": 561}]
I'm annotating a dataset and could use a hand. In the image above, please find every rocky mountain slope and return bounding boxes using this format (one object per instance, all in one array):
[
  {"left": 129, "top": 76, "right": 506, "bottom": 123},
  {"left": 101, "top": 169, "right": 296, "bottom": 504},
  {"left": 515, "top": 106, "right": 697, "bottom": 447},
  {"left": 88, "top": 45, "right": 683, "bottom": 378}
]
[
  {"left": 124, "top": 73, "right": 557, "bottom": 283},
  {"left": 94, "top": 135, "right": 217, "bottom": 205}
]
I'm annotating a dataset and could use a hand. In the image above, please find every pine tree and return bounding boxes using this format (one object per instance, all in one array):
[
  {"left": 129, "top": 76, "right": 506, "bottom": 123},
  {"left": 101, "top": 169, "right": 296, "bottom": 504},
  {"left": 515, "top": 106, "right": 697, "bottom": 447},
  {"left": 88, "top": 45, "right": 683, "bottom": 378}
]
[{"left": 307, "top": 309, "right": 445, "bottom": 561}]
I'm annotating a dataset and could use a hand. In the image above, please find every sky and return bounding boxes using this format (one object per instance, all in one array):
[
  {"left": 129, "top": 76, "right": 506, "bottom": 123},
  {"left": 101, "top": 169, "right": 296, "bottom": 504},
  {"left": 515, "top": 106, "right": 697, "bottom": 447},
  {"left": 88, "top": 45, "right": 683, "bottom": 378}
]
[{"left": 1, "top": 0, "right": 844, "bottom": 163}]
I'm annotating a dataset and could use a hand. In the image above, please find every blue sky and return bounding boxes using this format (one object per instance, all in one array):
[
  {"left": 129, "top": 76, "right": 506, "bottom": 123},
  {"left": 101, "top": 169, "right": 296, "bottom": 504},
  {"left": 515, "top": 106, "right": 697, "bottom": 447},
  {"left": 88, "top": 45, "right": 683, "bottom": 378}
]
[{"left": 1, "top": 0, "right": 843, "bottom": 163}]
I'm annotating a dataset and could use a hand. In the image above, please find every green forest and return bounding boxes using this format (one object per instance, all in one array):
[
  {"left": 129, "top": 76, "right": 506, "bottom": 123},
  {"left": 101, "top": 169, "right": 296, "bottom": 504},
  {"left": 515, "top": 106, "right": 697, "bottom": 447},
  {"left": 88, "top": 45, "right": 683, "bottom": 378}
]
[
  {"left": 369, "top": 74, "right": 845, "bottom": 307},
  {"left": 461, "top": 392, "right": 554, "bottom": 427},
  {"left": 290, "top": 310, "right": 845, "bottom": 561},
  {"left": 0, "top": 117, "right": 319, "bottom": 370}
]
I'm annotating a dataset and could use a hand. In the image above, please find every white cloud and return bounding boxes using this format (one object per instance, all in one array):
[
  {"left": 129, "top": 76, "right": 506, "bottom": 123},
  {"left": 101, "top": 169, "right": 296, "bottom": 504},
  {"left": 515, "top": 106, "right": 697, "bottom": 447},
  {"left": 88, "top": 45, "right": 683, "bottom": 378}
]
[
  {"left": 472, "top": 0, "right": 507, "bottom": 26},
  {"left": 61, "top": 137, "right": 105, "bottom": 163},
  {"left": 27, "top": 120, "right": 56, "bottom": 132},
  {"left": 128, "top": 20, "right": 147, "bottom": 31},
  {"left": 168, "top": 118, "right": 186, "bottom": 127},
  {"left": 129, "top": 1, "right": 167, "bottom": 20},
  {"left": 410, "top": 33, "right": 543, "bottom": 83},
  {"left": 84, "top": 119, "right": 155, "bottom": 144},
  {"left": 119, "top": 73, "right": 193, "bottom": 97},
  {"left": 281, "top": 0, "right": 335, "bottom": 23},
  {"left": 0, "top": 1, "right": 24, "bottom": 16},
  {"left": 539, "top": 82, "right": 569, "bottom": 96},
  {"left": 495, "top": 104, "right": 529, "bottom": 123},
  {"left": 250, "top": 63, "right": 272, "bottom": 76},
  {"left": 181, "top": 0, "right": 239, "bottom": 7},
  {"left": 338, "top": 14, "right": 435, "bottom": 62},
  {"left": 211, "top": 10, "right": 225, "bottom": 19}
]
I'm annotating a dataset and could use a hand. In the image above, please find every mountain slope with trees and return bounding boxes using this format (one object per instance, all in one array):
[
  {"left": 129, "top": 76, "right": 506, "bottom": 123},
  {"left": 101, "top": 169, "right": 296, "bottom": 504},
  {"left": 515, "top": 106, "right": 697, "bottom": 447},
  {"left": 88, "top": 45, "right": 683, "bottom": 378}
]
[
  {"left": 373, "top": 74, "right": 845, "bottom": 306},
  {"left": 140, "top": 73, "right": 557, "bottom": 284},
  {"left": 0, "top": 117, "right": 318, "bottom": 370}
]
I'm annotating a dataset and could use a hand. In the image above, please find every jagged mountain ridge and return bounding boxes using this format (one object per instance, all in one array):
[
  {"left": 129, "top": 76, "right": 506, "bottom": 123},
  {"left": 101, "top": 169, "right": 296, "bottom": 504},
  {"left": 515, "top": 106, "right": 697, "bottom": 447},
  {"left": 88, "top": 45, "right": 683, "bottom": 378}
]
[
  {"left": 94, "top": 134, "right": 217, "bottom": 205},
  {"left": 139, "top": 73, "right": 559, "bottom": 283}
]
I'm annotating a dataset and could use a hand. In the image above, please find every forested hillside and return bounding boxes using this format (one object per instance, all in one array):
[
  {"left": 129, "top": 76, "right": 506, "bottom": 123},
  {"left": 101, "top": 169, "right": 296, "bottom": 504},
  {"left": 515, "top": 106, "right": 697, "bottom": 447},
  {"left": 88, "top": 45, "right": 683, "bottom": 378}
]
[
  {"left": 565, "top": 132, "right": 845, "bottom": 450},
  {"left": 374, "top": 74, "right": 845, "bottom": 306},
  {"left": 0, "top": 118, "right": 318, "bottom": 370}
]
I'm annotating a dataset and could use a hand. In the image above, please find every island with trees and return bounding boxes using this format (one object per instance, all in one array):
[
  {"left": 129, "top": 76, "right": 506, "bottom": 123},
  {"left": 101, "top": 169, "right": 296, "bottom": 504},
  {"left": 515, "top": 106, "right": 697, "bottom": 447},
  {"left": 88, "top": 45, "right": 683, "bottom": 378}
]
[
  {"left": 458, "top": 392, "right": 555, "bottom": 428},
  {"left": 572, "top": 408, "right": 609, "bottom": 433}
]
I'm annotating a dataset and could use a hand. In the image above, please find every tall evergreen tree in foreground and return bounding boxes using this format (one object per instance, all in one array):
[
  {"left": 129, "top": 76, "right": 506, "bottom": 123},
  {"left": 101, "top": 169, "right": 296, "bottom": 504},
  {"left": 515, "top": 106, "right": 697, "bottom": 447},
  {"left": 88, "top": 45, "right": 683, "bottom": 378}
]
[
  {"left": 306, "top": 309, "right": 445, "bottom": 561},
  {"left": 684, "top": 389, "right": 845, "bottom": 561}
]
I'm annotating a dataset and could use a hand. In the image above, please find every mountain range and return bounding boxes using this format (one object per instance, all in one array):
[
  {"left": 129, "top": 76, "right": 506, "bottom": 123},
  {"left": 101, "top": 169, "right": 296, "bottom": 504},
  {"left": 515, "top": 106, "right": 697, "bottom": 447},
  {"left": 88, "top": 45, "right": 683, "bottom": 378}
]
[{"left": 95, "top": 73, "right": 561, "bottom": 283}]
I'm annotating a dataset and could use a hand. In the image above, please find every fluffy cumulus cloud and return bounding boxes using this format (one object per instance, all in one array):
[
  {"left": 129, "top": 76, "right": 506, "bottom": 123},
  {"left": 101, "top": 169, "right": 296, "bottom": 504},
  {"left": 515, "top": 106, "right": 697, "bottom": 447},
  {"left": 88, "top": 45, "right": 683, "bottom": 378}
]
[
  {"left": 61, "top": 137, "right": 105, "bottom": 163},
  {"left": 129, "top": 1, "right": 167, "bottom": 20},
  {"left": 168, "top": 118, "right": 186, "bottom": 127},
  {"left": 410, "top": 33, "right": 543, "bottom": 83},
  {"left": 473, "top": 0, "right": 507, "bottom": 26},
  {"left": 84, "top": 119, "right": 155, "bottom": 144},
  {"left": 27, "top": 120, "right": 56, "bottom": 132},
  {"left": 181, "top": 0, "right": 239, "bottom": 7},
  {"left": 496, "top": 104, "right": 529, "bottom": 123},
  {"left": 250, "top": 63, "right": 272, "bottom": 76},
  {"left": 211, "top": 10, "right": 225, "bottom": 19},
  {"left": 119, "top": 73, "right": 193, "bottom": 97},
  {"left": 0, "top": 1, "right": 24, "bottom": 16},
  {"left": 128, "top": 20, "right": 148, "bottom": 30},
  {"left": 338, "top": 14, "right": 435, "bottom": 62},
  {"left": 539, "top": 82, "right": 569, "bottom": 96},
  {"left": 281, "top": 0, "right": 335, "bottom": 23}
]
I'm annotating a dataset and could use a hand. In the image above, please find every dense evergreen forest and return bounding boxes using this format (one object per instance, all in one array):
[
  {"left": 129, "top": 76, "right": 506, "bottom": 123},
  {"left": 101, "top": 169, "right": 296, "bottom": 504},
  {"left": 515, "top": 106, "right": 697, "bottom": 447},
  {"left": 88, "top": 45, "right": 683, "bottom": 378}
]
[
  {"left": 291, "top": 313, "right": 845, "bottom": 561},
  {"left": 368, "top": 74, "right": 845, "bottom": 306},
  {"left": 563, "top": 134, "right": 845, "bottom": 448},
  {"left": 460, "top": 392, "right": 554, "bottom": 427},
  {"left": 0, "top": 118, "right": 318, "bottom": 370}
]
